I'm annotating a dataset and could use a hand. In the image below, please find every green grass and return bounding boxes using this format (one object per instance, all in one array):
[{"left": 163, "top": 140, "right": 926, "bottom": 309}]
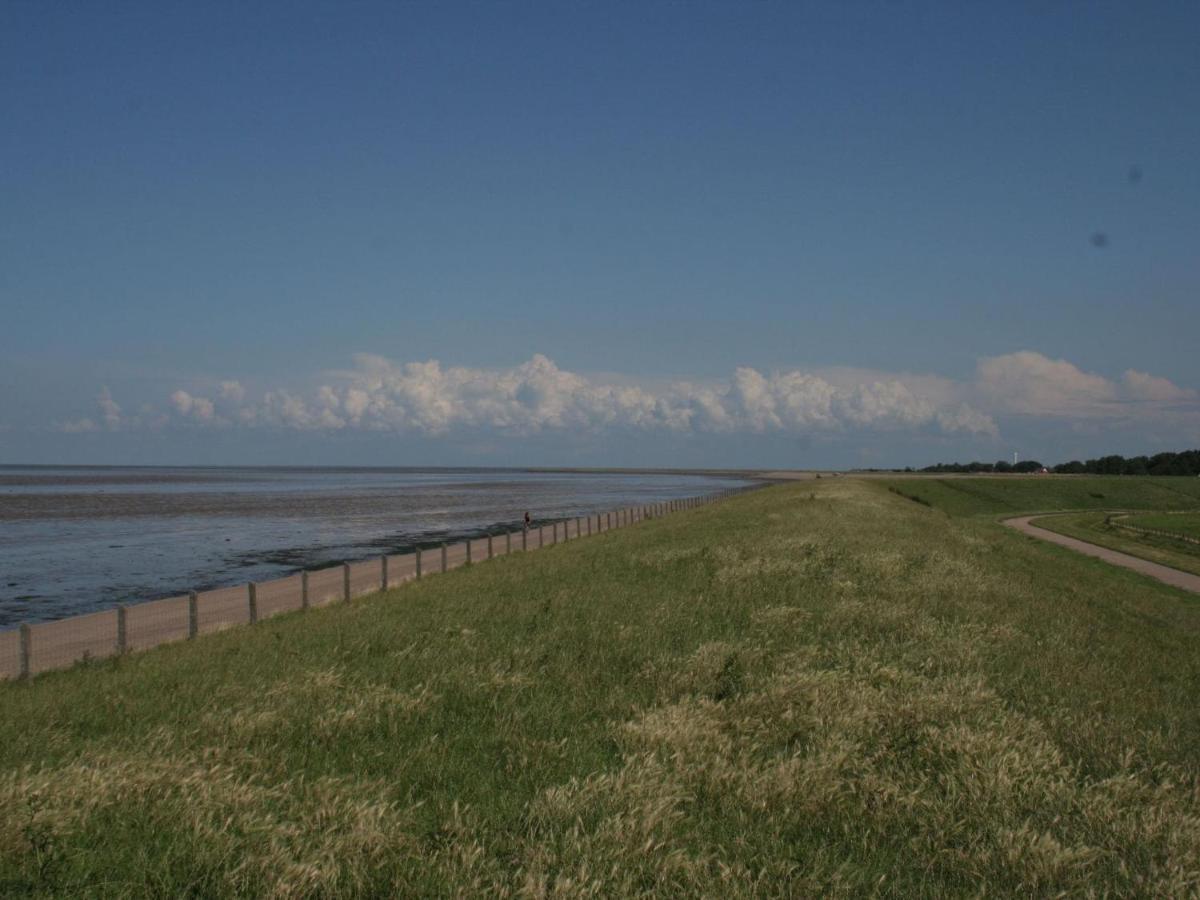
[
  {"left": 1032, "top": 511, "right": 1200, "bottom": 577},
  {"left": 3, "top": 479, "right": 1200, "bottom": 896},
  {"left": 879, "top": 475, "right": 1200, "bottom": 517},
  {"left": 1123, "top": 511, "right": 1200, "bottom": 540}
]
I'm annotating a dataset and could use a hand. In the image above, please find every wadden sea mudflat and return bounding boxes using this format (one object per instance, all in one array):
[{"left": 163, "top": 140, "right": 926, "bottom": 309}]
[{"left": 2, "top": 479, "right": 1199, "bottom": 896}]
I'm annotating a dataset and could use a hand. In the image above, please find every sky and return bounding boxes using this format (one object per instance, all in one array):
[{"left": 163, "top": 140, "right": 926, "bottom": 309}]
[{"left": 2, "top": 1, "right": 1198, "bottom": 469}]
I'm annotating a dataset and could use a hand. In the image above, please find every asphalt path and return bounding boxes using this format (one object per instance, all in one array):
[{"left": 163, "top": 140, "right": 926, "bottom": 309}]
[{"left": 1004, "top": 515, "right": 1200, "bottom": 594}]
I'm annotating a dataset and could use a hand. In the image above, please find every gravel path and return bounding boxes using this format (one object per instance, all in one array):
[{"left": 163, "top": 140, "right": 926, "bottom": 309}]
[{"left": 1004, "top": 516, "right": 1200, "bottom": 594}]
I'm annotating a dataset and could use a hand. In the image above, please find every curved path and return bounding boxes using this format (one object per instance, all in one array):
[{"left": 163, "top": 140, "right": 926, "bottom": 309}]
[{"left": 1003, "top": 516, "right": 1200, "bottom": 594}]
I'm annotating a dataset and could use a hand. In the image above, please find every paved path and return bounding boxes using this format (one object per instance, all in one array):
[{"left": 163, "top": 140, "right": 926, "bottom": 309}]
[{"left": 1003, "top": 516, "right": 1200, "bottom": 594}]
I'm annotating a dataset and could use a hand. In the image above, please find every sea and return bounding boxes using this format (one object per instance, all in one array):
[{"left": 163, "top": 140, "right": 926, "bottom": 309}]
[{"left": 0, "top": 466, "right": 752, "bottom": 628}]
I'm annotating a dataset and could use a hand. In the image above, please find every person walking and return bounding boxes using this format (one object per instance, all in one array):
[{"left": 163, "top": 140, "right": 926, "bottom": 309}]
[{"left": 523, "top": 511, "right": 531, "bottom": 532}]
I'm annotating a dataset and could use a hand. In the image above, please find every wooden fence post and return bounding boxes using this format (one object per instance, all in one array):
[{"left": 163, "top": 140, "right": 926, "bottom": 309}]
[
  {"left": 587, "top": 516, "right": 592, "bottom": 536},
  {"left": 488, "top": 533, "right": 494, "bottom": 559},
  {"left": 441, "top": 542, "right": 448, "bottom": 572},
  {"left": 382, "top": 555, "right": 389, "bottom": 591},
  {"left": 342, "top": 564, "right": 350, "bottom": 601},
  {"left": 117, "top": 604, "right": 127, "bottom": 654},
  {"left": 300, "top": 573, "right": 309, "bottom": 611},
  {"left": 19, "top": 624, "right": 30, "bottom": 680},
  {"left": 522, "top": 527, "right": 527, "bottom": 551},
  {"left": 249, "top": 582, "right": 258, "bottom": 624},
  {"left": 416, "top": 548, "right": 422, "bottom": 579},
  {"left": 189, "top": 590, "right": 199, "bottom": 637},
  {"left": 506, "top": 531, "right": 512, "bottom": 554},
  {"left": 467, "top": 539, "right": 473, "bottom": 565}
]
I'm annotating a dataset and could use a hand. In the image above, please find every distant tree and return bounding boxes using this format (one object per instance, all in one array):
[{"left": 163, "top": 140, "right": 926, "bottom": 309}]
[
  {"left": 918, "top": 449, "right": 1198, "bottom": 476},
  {"left": 1092, "top": 455, "right": 1127, "bottom": 475},
  {"left": 1054, "top": 460, "right": 1086, "bottom": 474},
  {"left": 1123, "top": 455, "right": 1150, "bottom": 476}
]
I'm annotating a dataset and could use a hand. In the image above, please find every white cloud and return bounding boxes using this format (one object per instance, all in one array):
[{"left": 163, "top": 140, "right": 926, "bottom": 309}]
[
  {"left": 1122, "top": 369, "right": 1197, "bottom": 403},
  {"left": 48, "top": 350, "right": 1179, "bottom": 447},
  {"left": 976, "top": 351, "right": 1118, "bottom": 417},
  {"left": 158, "top": 353, "right": 998, "bottom": 439},
  {"left": 976, "top": 351, "right": 1196, "bottom": 421},
  {"left": 219, "top": 381, "right": 245, "bottom": 404},
  {"left": 170, "top": 389, "right": 217, "bottom": 423}
]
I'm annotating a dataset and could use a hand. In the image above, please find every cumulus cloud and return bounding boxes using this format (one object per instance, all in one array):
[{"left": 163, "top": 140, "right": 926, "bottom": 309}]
[
  {"left": 55, "top": 386, "right": 128, "bottom": 433},
  {"left": 976, "top": 351, "right": 1196, "bottom": 420},
  {"left": 72, "top": 349, "right": 1180, "bottom": 447},
  {"left": 976, "top": 351, "right": 1117, "bottom": 417},
  {"left": 159, "top": 353, "right": 999, "bottom": 439},
  {"left": 97, "top": 387, "right": 122, "bottom": 429},
  {"left": 1121, "top": 369, "right": 1197, "bottom": 403},
  {"left": 170, "top": 390, "right": 215, "bottom": 422},
  {"left": 219, "top": 381, "right": 245, "bottom": 404}
]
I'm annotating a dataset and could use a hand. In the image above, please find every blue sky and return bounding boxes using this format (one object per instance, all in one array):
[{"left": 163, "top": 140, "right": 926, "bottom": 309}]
[{"left": 2, "top": 1, "right": 1197, "bottom": 468}]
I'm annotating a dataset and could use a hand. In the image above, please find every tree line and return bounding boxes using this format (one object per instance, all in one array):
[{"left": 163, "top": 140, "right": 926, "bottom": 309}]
[{"left": 917, "top": 449, "right": 1200, "bottom": 476}]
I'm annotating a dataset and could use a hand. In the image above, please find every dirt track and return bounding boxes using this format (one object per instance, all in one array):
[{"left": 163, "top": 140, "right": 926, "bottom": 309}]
[{"left": 1003, "top": 516, "right": 1200, "bottom": 594}]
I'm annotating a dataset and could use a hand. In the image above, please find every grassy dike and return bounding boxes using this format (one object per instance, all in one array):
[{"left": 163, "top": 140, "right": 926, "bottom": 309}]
[
  {"left": 3, "top": 479, "right": 1200, "bottom": 896},
  {"left": 1033, "top": 511, "right": 1200, "bottom": 577}
]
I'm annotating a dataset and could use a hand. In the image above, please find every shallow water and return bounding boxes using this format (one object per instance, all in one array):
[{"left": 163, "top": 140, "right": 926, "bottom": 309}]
[{"left": 0, "top": 466, "right": 748, "bottom": 627}]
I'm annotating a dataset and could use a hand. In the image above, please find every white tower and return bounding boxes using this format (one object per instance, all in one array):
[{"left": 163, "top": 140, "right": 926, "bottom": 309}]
[{"left": 1013, "top": 451, "right": 1018, "bottom": 466}]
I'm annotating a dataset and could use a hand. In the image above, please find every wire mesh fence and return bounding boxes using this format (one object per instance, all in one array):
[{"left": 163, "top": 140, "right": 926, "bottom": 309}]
[
  {"left": 27, "top": 608, "right": 119, "bottom": 676},
  {"left": 0, "top": 629, "right": 18, "bottom": 681},
  {"left": 256, "top": 573, "right": 304, "bottom": 621},
  {"left": 0, "top": 486, "right": 759, "bottom": 680},
  {"left": 125, "top": 595, "right": 190, "bottom": 652}
]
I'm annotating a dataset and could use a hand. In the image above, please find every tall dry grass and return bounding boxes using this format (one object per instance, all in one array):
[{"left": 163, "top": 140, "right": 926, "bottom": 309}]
[{"left": 2, "top": 478, "right": 1199, "bottom": 896}]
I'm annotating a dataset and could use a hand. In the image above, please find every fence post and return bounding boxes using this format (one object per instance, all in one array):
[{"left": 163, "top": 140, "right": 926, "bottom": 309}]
[
  {"left": 249, "top": 582, "right": 258, "bottom": 624},
  {"left": 488, "top": 533, "right": 494, "bottom": 559},
  {"left": 540, "top": 525, "right": 545, "bottom": 546},
  {"left": 189, "top": 590, "right": 199, "bottom": 637},
  {"left": 300, "top": 573, "right": 309, "bottom": 611},
  {"left": 441, "top": 542, "right": 448, "bottom": 572},
  {"left": 506, "top": 531, "right": 512, "bottom": 554},
  {"left": 416, "top": 547, "right": 423, "bottom": 579},
  {"left": 522, "top": 527, "right": 527, "bottom": 551},
  {"left": 342, "top": 564, "right": 350, "bottom": 601},
  {"left": 587, "top": 516, "right": 592, "bottom": 536},
  {"left": 382, "top": 555, "right": 389, "bottom": 591},
  {"left": 19, "top": 624, "right": 30, "bottom": 680},
  {"left": 553, "top": 523, "right": 558, "bottom": 545},
  {"left": 117, "top": 604, "right": 127, "bottom": 654},
  {"left": 467, "top": 539, "right": 472, "bottom": 565}
]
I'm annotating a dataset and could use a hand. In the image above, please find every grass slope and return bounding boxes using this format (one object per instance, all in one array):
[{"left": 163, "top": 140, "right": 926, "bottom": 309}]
[
  {"left": 2, "top": 480, "right": 1200, "bottom": 896},
  {"left": 1123, "top": 511, "right": 1200, "bottom": 540},
  {"left": 1033, "top": 512, "right": 1200, "bottom": 578},
  {"left": 880, "top": 475, "right": 1200, "bottom": 517}
]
